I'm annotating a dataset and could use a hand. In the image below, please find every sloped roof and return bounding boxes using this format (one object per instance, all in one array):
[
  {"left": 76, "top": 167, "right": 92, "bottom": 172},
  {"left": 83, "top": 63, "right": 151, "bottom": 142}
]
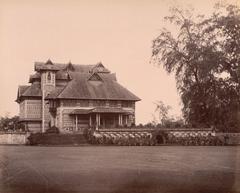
[
  {"left": 46, "top": 72, "right": 140, "bottom": 101},
  {"left": 19, "top": 62, "right": 140, "bottom": 102},
  {"left": 18, "top": 85, "right": 30, "bottom": 96},
  {"left": 46, "top": 86, "right": 65, "bottom": 98},
  {"left": 29, "top": 73, "right": 41, "bottom": 83},
  {"left": 35, "top": 61, "right": 96, "bottom": 73},
  {"left": 29, "top": 71, "right": 72, "bottom": 82},
  {"left": 29, "top": 69, "right": 117, "bottom": 82},
  {"left": 19, "top": 83, "right": 42, "bottom": 97},
  {"left": 23, "top": 83, "right": 42, "bottom": 97},
  {"left": 16, "top": 83, "right": 42, "bottom": 103},
  {"left": 55, "top": 71, "right": 69, "bottom": 80}
]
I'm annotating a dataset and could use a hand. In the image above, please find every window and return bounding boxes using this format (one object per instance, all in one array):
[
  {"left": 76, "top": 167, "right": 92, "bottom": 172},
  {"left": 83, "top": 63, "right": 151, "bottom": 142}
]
[
  {"left": 122, "top": 101, "right": 134, "bottom": 108},
  {"left": 47, "top": 72, "right": 51, "bottom": 83},
  {"left": 88, "top": 73, "right": 102, "bottom": 81}
]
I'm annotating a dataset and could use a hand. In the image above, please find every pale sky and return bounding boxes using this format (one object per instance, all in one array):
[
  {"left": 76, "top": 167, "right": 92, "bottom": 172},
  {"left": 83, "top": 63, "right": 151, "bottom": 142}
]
[{"left": 0, "top": 0, "right": 238, "bottom": 124}]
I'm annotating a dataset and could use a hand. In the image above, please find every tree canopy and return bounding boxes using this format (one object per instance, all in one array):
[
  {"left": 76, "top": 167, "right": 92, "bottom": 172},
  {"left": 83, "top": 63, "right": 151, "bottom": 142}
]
[
  {"left": 151, "top": 3, "right": 240, "bottom": 131},
  {"left": 0, "top": 115, "right": 20, "bottom": 131},
  {"left": 154, "top": 100, "right": 171, "bottom": 125}
]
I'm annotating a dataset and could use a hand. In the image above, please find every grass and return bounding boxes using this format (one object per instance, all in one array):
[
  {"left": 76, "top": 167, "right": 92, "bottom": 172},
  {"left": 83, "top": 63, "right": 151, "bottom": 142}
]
[{"left": 0, "top": 146, "right": 239, "bottom": 193}]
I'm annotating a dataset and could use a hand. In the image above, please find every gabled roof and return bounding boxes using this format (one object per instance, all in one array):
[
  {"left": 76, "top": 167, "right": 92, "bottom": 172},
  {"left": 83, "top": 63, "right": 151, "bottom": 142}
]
[
  {"left": 64, "top": 61, "right": 75, "bottom": 71},
  {"left": 90, "top": 62, "right": 110, "bottom": 73},
  {"left": 46, "top": 72, "right": 140, "bottom": 101},
  {"left": 35, "top": 61, "right": 60, "bottom": 71},
  {"left": 19, "top": 61, "right": 140, "bottom": 102},
  {"left": 34, "top": 60, "right": 112, "bottom": 73},
  {"left": 35, "top": 61, "right": 96, "bottom": 73}
]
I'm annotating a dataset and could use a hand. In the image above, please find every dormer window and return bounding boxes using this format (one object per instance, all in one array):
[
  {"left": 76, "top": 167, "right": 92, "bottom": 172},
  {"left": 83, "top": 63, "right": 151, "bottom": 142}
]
[
  {"left": 88, "top": 73, "right": 103, "bottom": 86},
  {"left": 88, "top": 73, "right": 103, "bottom": 81},
  {"left": 90, "top": 62, "right": 110, "bottom": 73},
  {"left": 98, "top": 66, "right": 104, "bottom": 72}
]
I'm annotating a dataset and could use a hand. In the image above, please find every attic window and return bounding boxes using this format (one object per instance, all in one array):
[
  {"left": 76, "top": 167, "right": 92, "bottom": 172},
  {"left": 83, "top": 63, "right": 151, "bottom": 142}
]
[
  {"left": 88, "top": 73, "right": 102, "bottom": 82},
  {"left": 91, "top": 62, "right": 110, "bottom": 73},
  {"left": 98, "top": 66, "right": 104, "bottom": 72}
]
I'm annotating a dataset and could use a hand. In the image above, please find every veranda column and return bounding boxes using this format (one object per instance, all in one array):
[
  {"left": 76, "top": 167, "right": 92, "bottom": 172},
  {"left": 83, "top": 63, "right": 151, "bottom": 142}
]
[
  {"left": 96, "top": 114, "right": 99, "bottom": 130},
  {"left": 41, "top": 84, "right": 45, "bottom": 133},
  {"left": 98, "top": 114, "right": 101, "bottom": 129},
  {"left": 119, "top": 114, "right": 122, "bottom": 126},
  {"left": 89, "top": 115, "right": 92, "bottom": 127},
  {"left": 75, "top": 115, "right": 78, "bottom": 132},
  {"left": 118, "top": 114, "right": 121, "bottom": 126}
]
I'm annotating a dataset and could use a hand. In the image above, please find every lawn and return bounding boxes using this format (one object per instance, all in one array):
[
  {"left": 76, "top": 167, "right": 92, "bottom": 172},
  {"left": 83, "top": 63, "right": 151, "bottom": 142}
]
[{"left": 0, "top": 146, "right": 239, "bottom": 193}]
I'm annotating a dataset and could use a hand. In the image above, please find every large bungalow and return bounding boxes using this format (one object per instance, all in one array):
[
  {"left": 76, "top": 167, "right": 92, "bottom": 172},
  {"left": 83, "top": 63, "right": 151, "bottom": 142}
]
[{"left": 16, "top": 60, "right": 140, "bottom": 133}]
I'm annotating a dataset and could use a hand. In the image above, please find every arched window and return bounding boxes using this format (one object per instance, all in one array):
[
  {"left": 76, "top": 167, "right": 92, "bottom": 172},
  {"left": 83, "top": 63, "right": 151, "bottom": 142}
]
[{"left": 47, "top": 72, "right": 51, "bottom": 83}]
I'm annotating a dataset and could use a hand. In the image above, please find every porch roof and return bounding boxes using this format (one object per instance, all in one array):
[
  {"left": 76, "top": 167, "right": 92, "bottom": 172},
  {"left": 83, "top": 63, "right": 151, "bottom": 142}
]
[
  {"left": 91, "top": 107, "right": 131, "bottom": 114},
  {"left": 69, "top": 107, "right": 133, "bottom": 115},
  {"left": 69, "top": 109, "right": 93, "bottom": 115}
]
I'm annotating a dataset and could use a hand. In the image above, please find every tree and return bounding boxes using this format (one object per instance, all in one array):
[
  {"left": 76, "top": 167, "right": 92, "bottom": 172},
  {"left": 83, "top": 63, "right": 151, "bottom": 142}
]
[
  {"left": 0, "top": 115, "right": 21, "bottom": 131},
  {"left": 151, "top": 3, "right": 240, "bottom": 131},
  {"left": 154, "top": 100, "right": 171, "bottom": 126}
]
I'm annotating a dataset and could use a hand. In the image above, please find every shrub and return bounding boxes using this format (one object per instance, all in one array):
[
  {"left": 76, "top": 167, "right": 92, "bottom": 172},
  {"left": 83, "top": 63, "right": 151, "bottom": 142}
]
[{"left": 45, "top": 126, "right": 60, "bottom": 134}]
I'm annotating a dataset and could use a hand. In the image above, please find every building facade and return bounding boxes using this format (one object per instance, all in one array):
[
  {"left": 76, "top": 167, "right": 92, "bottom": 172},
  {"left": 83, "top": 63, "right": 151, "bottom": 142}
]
[{"left": 16, "top": 60, "right": 140, "bottom": 133}]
